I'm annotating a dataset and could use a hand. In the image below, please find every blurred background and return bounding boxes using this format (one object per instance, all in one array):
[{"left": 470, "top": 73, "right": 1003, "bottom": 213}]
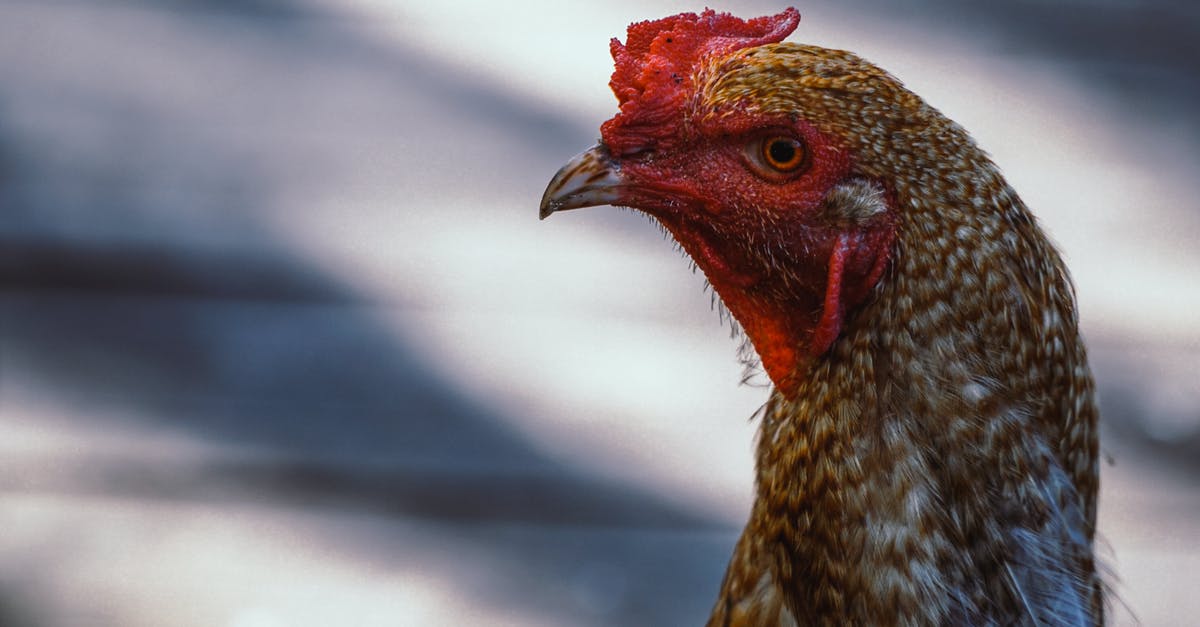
[{"left": 0, "top": 0, "right": 1196, "bottom": 625}]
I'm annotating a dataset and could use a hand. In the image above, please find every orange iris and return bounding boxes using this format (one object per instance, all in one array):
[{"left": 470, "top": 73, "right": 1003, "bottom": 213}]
[{"left": 761, "top": 136, "right": 806, "bottom": 172}]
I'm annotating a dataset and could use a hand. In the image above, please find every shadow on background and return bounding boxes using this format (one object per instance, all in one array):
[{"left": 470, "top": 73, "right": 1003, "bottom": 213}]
[{"left": 0, "top": 2, "right": 731, "bottom": 625}]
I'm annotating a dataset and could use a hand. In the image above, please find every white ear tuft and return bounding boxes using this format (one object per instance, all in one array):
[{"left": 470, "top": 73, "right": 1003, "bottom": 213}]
[{"left": 821, "top": 178, "right": 888, "bottom": 225}]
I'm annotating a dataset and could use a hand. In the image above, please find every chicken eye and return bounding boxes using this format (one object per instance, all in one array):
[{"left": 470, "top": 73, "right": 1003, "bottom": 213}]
[{"left": 761, "top": 136, "right": 806, "bottom": 172}]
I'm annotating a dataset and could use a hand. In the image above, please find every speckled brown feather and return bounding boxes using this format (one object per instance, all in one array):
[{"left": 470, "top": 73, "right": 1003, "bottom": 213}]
[
  {"left": 539, "top": 13, "right": 1103, "bottom": 623},
  {"left": 694, "top": 44, "right": 1103, "bottom": 625}
]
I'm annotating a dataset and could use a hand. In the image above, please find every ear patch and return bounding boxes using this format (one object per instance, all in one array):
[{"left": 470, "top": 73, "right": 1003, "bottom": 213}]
[{"left": 821, "top": 178, "right": 888, "bottom": 225}]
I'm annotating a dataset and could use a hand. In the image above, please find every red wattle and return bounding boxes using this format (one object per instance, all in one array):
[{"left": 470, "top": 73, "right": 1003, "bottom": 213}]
[{"left": 812, "top": 233, "right": 851, "bottom": 359}]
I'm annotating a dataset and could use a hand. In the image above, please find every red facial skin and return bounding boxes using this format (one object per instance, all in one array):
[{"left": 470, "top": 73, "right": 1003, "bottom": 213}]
[
  {"left": 608, "top": 113, "right": 895, "bottom": 394},
  {"left": 596, "top": 8, "right": 895, "bottom": 394}
]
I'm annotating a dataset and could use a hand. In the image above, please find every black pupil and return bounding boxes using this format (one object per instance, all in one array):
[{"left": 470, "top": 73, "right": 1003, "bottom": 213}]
[{"left": 768, "top": 140, "right": 796, "bottom": 165}]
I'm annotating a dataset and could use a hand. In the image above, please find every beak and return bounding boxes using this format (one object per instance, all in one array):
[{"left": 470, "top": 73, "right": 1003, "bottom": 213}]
[{"left": 539, "top": 144, "right": 624, "bottom": 220}]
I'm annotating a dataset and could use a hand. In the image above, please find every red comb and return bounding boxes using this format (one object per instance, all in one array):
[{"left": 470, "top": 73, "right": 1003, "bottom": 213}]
[{"left": 600, "top": 8, "right": 800, "bottom": 155}]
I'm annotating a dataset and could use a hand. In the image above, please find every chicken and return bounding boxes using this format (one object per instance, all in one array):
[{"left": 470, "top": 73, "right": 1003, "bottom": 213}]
[{"left": 539, "top": 8, "right": 1102, "bottom": 626}]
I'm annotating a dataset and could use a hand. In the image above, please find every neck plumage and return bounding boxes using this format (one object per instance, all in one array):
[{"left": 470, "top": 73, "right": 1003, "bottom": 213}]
[{"left": 709, "top": 185, "right": 1102, "bottom": 625}]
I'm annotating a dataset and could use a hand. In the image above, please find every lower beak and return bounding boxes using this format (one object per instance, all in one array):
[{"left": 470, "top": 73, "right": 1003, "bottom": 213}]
[{"left": 539, "top": 144, "right": 624, "bottom": 220}]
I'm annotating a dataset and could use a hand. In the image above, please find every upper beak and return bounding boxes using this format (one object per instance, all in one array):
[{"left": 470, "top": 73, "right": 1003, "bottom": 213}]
[{"left": 539, "top": 144, "right": 624, "bottom": 220}]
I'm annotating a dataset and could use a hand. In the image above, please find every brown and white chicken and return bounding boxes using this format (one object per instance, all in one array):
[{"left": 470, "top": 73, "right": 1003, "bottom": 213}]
[{"left": 540, "top": 8, "right": 1102, "bottom": 625}]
